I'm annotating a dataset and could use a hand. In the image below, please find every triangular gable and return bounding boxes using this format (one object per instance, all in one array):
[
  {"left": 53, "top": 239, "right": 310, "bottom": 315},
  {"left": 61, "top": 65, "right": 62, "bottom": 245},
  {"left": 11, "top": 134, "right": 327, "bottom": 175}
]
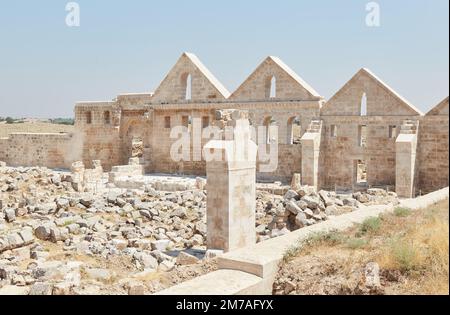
[
  {"left": 151, "top": 52, "right": 230, "bottom": 103},
  {"left": 426, "top": 97, "right": 449, "bottom": 116},
  {"left": 229, "top": 56, "right": 321, "bottom": 101},
  {"left": 322, "top": 68, "right": 423, "bottom": 116}
]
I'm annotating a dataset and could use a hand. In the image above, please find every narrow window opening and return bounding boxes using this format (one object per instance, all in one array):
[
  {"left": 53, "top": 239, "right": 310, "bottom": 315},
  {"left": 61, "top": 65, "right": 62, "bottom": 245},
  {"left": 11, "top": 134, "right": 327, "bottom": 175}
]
[
  {"left": 104, "top": 111, "right": 110, "bottom": 124},
  {"left": 86, "top": 111, "right": 92, "bottom": 124},
  {"left": 389, "top": 125, "right": 397, "bottom": 138},
  {"left": 164, "top": 116, "right": 171, "bottom": 129},
  {"left": 331, "top": 125, "right": 337, "bottom": 138},
  {"left": 185, "top": 74, "right": 192, "bottom": 100},
  {"left": 264, "top": 117, "right": 277, "bottom": 144},
  {"left": 270, "top": 76, "right": 276, "bottom": 98},
  {"left": 358, "top": 125, "right": 367, "bottom": 147},
  {"left": 287, "top": 116, "right": 301, "bottom": 144},
  {"left": 265, "top": 76, "right": 277, "bottom": 98},
  {"left": 202, "top": 116, "right": 210, "bottom": 129},
  {"left": 361, "top": 93, "right": 367, "bottom": 116},
  {"left": 182, "top": 116, "right": 188, "bottom": 127}
]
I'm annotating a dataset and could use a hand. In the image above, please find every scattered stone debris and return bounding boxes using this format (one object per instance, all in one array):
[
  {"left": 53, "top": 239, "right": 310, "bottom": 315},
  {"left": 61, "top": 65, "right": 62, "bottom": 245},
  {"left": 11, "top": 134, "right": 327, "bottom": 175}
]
[{"left": 0, "top": 164, "right": 399, "bottom": 295}]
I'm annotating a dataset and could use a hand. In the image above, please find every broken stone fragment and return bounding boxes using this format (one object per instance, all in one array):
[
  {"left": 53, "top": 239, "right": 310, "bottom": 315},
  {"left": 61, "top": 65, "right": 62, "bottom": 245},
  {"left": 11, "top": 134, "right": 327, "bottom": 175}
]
[
  {"left": 343, "top": 197, "right": 359, "bottom": 207},
  {"left": 290, "top": 173, "right": 302, "bottom": 191},
  {"left": 29, "top": 282, "right": 53, "bottom": 295},
  {"left": 85, "top": 268, "right": 114, "bottom": 281},
  {"left": 303, "top": 208, "right": 314, "bottom": 218},
  {"left": 34, "top": 224, "right": 52, "bottom": 241},
  {"left": 19, "top": 228, "right": 34, "bottom": 245},
  {"left": 319, "top": 190, "right": 335, "bottom": 206},
  {"left": 295, "top": 212, "right": 308, "bottom": 228},
  {"left": 194, "top": 221, "right": 207, "bottom": 236},
  {"left": 364, "top": 262, "right": 381, "bottom": 290},
  {"left": 176, "top": 251, "right": 200, "bottom": 265},
  {"left": 195, "top": 177, "right": 207, "bottom": 190},
  {"left": 56, "top": 198, "right": 70, "bottom": 209},
  {"left": 325, "top": 205, "right": 338, "bottom": 216},
  {"left": 286, "top": 200, "right": 301, "bottom": 215},
  {"left": 150, "top": 239, "right": 170, "bottom": 251},
  {"left": 204, "top": 249, "right": 223, "bottom": 259},
  {"left": 301, "top": 196, "right": 319, "bottom": 210},
  {"left": 158, "top": 259, "right": 175, "bottom": 272},
  {"left": 127, "top": 281, "right": 146, "bottom": 295},
  {"left": 4, "top": 208, "right": 16, "bottom": 222},
  {"left": 284, "top": 190, "right": 299, "bottom": 201},
  {"left": 255, "top": 224, "right": 267, "bottom": 234}
]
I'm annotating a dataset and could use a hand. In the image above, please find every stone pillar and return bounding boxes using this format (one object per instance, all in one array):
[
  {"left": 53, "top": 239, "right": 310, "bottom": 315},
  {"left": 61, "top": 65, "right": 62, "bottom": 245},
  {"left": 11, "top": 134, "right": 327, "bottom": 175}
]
[
  {"left": 203, "top": 110, "right": 258, "bottom": 252},
  {"left": 70, "top": 161, "right": 85, "bottom": 192},
  {"left": 300, "top": 120, "right": 322, "bottom": 190},
  {"left": 396, "top": 120, "right": 419, "bottom": 198}
]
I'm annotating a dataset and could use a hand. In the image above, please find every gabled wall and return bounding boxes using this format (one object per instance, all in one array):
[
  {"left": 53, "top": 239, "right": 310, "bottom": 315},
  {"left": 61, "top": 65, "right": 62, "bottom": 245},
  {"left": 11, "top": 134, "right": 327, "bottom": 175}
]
[
  {"left": 230, "top": 56, "right": 321, "bottom": 101},
  {"left": 418, "top": 97, "right": 449, "bottom": 193},
  {"left": 151, "top": 53, "right": 230, "bottom": 103},
  {"left": 1, "top": 53, "right": 447, "bottom": 195},
  {"left": 320, "top": 68, "right": 422, "bottom": 190}
]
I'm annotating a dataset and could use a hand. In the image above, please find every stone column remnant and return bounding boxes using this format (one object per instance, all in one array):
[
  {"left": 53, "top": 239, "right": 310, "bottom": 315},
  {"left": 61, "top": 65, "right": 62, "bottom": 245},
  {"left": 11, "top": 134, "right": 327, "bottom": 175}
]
[
  {"left": 396, "top": 120, "right": 419, "bottom": 198},
  {"left": 300, "top": 119, "right": 322, "bottom": 191},
  {"left": 203, "top": 110, "right": 258, "bottom": 252}
]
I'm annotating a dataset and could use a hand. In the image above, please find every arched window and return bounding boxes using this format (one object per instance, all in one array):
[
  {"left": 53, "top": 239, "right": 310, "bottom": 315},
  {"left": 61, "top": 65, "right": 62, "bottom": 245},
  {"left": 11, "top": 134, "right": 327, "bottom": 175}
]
[
  {"left": 270, "top": 76, "right": 276, "bottom": 98},
  {"left": 361, "top": 93, "right": 367, "bottom": 116},
  {"left": 265, "top": 76, "right": 276, "bottom": 98},
  {"left": 287, "top": 116, "right": 301, "bottom": 144},
  {"left": 263, "top": 116, "right": 277, "bottom": 144},
  {"left": 182, "top": 73, "right": 192, "bottom": 101}
]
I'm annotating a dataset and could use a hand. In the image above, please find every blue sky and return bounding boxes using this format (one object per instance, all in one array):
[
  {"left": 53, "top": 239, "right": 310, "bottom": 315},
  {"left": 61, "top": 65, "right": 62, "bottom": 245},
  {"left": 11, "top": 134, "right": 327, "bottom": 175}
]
[{"left": 0, "top": 0, "right": 448, "bottom": 117}]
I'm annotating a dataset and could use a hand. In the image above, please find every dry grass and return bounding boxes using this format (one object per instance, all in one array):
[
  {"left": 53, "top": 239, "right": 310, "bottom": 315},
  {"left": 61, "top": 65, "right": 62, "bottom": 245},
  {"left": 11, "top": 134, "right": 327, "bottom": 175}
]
[
  {"left": 0, "top": 122, "right": 74, "bottom": 138},
  {"left": 281, "top": 198, "right": 449, "bottom": 295},
  {"left": 376, "top": 201, "right": 449, "bottom": 294}
]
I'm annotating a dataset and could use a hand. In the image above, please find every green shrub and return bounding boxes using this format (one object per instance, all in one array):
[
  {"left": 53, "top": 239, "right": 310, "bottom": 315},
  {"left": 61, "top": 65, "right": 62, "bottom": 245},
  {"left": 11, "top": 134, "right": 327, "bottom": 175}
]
[
  {"left": 394, "top": 207, "right": 412, "bottom": 217},
  {"left": 390, "top": 240, "right": 421, "bottom": 272},
  {"left": 360, "top": 217, "right": 381, "bottom": 234},
  {"left": 304, "top": 230, "right": 344, "bottom": 247},
  {"left": 346, "top": 237, "right": 368, "bottom": 249}
]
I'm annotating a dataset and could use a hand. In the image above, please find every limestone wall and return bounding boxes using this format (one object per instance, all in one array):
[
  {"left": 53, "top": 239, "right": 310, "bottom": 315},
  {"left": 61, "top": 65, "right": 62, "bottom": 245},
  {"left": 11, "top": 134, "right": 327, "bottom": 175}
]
[
  {"left": 418, "top": 98, "right": 449, "bottom": 193},
  {"left": 320, "top": 116, "right": 419, "bottom": 189},
  {"left": 74, "top": 102, "right": 122, "bottom": 170},
  {"left": 1, "top": 54, "right": 447, "bottom": 195},
  {"left": 0, "top": 137, "right": 8, "bottom": 162},
  {"left": 0, "top": 133, "right": 74, "bottom": 169}
]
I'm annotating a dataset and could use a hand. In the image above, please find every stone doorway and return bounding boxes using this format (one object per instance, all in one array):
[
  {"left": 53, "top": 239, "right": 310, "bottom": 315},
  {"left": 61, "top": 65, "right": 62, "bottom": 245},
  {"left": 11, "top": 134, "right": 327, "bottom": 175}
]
[{"left": 131, "top": 137, "right": 144, "bottom": 158}]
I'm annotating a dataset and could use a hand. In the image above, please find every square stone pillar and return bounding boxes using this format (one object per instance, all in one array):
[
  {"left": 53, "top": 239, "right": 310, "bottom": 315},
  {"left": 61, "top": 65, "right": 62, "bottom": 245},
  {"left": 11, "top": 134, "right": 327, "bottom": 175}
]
[
  {"left": 300, "top": 120, "right": 322, "bottom": 190},
  {"left": 396, "top": 132, "right": 418, "bottom": 198},
  {"left": 396, "top": 120, "right": 419, "bottom": 198},
  {"left": 203, "top": 110, "right": 258, "bottom": 252}
]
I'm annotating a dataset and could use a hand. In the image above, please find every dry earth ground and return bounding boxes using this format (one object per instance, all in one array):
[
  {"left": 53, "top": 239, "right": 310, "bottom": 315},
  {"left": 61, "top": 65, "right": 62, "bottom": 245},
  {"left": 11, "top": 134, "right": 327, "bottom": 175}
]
[{"left": 274, "top": 198, "right": 449, "bottom": 295}]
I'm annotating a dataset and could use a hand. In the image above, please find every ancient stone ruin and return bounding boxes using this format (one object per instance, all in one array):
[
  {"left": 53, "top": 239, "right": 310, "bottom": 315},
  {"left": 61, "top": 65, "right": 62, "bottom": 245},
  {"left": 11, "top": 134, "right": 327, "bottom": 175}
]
[
  {"left": 0, "top": 52, "right": 449, "bottom": 295},
  {"left": 0, "top": 53, "right": 447, "bottom": 197}
]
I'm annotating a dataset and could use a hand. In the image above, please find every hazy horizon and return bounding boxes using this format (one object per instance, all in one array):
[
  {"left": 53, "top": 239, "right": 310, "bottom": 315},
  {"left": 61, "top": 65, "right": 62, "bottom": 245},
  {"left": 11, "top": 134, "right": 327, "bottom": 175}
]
[{"left": 0, "top": 0, "right": 448, "bottom": 118}]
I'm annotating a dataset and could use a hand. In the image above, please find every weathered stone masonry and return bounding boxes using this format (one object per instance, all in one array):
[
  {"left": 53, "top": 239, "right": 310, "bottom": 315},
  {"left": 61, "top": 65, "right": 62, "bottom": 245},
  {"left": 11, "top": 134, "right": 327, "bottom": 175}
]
[{"left": 0, "top": 53, "right": 448, "bottom": 197}]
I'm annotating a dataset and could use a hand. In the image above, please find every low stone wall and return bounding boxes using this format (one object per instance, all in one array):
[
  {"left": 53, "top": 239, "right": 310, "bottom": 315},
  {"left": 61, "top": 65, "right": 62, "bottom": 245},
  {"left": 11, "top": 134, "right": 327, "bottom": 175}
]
[{"left": 0, "top": 133, "right": 75, "bottom": 169}]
